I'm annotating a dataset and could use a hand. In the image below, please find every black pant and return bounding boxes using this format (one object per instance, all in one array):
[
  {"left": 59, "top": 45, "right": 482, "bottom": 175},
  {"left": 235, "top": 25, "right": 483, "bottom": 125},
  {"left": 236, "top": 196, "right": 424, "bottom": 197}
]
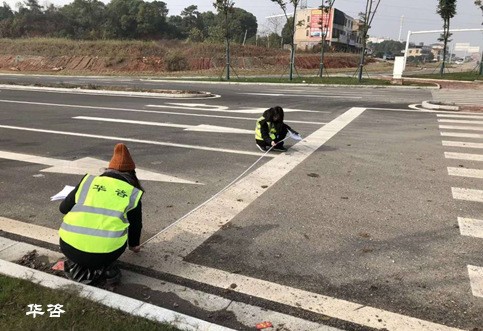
[
  {"left": 60, "top": 238, "right": 126, "bottom": 269},
  {"left": 256, "top": 124, "right": 289, "bottom": 149}
]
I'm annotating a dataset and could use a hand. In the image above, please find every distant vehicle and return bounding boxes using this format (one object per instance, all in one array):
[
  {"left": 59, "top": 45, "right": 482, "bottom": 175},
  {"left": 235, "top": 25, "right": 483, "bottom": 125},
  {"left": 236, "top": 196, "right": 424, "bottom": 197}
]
[
  {"left": 454, "top": 60, "right": 464, "bottom": 65},
  {"left": 383, "top": 53, "right": 395, "bottom": 61}
]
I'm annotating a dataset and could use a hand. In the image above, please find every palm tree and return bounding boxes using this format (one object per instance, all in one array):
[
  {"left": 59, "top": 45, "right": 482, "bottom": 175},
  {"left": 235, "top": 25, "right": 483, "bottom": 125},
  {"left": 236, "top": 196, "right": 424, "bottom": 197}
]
[{"left": 437, "top": 0, "right": 457, "bottom": 76}]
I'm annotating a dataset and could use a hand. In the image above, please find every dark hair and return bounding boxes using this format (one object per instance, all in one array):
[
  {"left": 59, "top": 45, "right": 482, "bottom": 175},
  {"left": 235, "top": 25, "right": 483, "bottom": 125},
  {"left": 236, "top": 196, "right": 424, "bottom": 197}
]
[
  {"left": 263, "top": 106, "right": 284, "bottom": 123},
  {"left": 103, "top": 169, "right": 145, "bottom": 192}
]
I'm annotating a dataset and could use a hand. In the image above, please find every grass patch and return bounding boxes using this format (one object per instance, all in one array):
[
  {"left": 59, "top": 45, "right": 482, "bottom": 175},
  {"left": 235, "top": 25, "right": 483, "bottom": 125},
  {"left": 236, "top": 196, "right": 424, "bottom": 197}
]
[
  {"left": 166, "top": 76, "right": 434, "bottom": 86},
  {"left": 409, "top": 71, "right": 483, "bottom": 81},
  {"left": 0, "top": 275, "right": 178, "bottom": 330}
]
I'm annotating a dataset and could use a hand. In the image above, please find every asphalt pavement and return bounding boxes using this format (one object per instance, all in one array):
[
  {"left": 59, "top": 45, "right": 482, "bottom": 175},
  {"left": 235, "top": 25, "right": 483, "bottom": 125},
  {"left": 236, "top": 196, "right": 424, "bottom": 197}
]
[{"left": 0, "top": 80, "right": 482, "bottom": 330}]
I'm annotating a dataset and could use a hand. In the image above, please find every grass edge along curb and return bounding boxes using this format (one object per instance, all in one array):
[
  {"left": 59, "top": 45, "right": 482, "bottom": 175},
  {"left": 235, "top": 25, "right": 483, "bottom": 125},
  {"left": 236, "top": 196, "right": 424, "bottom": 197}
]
[{"left": 0, "top": 259, "right": 231, "bottom": 331}]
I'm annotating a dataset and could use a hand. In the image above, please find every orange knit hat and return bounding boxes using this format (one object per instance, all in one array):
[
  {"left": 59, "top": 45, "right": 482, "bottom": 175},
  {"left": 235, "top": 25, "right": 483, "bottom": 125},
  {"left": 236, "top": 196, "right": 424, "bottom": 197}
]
[{"left": 108, "top": 143, "right": 136, "bottom": 171}]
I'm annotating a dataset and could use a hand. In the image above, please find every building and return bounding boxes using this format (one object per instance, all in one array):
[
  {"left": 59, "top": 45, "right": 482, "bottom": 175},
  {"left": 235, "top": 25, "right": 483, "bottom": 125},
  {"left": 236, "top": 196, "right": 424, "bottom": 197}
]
[{"left": 294, "top": 7, "right": 361, "bottom": 51}]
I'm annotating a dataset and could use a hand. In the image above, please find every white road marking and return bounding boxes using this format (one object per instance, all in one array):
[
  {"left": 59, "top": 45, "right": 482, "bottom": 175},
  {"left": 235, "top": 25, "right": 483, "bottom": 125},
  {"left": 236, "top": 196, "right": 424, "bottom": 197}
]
[
  {"left": 468, "top": 265, "right": 483, "bottom": 298},
  {"left": 0, "top": 99, "right": 325, "bottom": 125},
  {"left": 437, "top": 114, "right": 483, "bottom": 120},
  {"left": 448, "top": 167, "right": 483, "bottom": 179},
  {"left": 0, "top": 218, "right": 461, "bottom": 331},
  {"left": 445, "top": 152, "right": 483, "bottom": 161},
  {"left": 0, "top": 151, "right": 200, "bottom": 184},
  {"left": 239, "top": 92, "right": 362, "bottom": 99},
  {"left": 439, "top": 119, "right": 483, "bottom": 125},
  {"left": 0, "top": 125, "right": 271, "bottom": 157},
  {"left": 443, "top": 141, "right": 483, "bottom": 149},
  {"left": 439, "top": 125, "right": 483, "bottom": 131},
  {"left": 458, "top": 217, "right": 483, "bottom": 239},
  {"left": 441, "top": 132, "right": 483, "bottom": 139},
  {"left": 452, "top": 187, "right": 483, "bottom": 202},
  {"left": 74, "top": 116, "right": 253, "bottom": 134},
  {"left": 146, "top": 103, "right": 324, "bottom": 113},
  {"left": 142, "top": 107, "right": 367, "bottom": 256}
]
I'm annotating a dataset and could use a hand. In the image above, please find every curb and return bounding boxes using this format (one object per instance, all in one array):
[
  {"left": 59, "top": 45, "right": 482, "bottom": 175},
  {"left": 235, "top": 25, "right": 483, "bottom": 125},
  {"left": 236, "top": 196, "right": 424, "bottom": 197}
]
[
  {"left": 421, "top": 100, "right": 459, "bottom": 111},
  {"left": 0, "top": 84, "right": 215, "bottom": 99},
  {"left": 0, "top": 258, "right": 232, "bottom": 331},
  {"left": 141, "top": 78, "right": 440, "bottom": 90}
]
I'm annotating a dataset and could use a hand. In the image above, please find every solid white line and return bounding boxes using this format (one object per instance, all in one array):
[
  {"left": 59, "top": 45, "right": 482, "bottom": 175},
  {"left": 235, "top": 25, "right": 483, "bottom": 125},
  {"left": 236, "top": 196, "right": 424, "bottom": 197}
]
[
  {"left": 0, "top": 99, "right": 325, "bottom": 125},
  {"left": 0, "top": 259, "right": 230, "bottom": 331},
  {"left": 0, "top": 125, "right": 270, "bottom": 157},
  {"left": 439, "top": 125, "right": 483, "bottom": 131},
  {"left": 148, "top": 103, "right": 324, "bottom": 114},
  {"left": 438, "top": 114, "right": 483, "bottom": 119},
  {"left": 445, "top": 152, "right": 483, "bottom": 161},
  {"left": 458, "top": 217, "right": 483, "bottom": 239},
  {"left": 239, "top": 92, "right": 362, "bottom": 99},
  {"left": 142, "top": 107, "right": 367, "bottom": 256},
  {"left": 73, "top": 116, "right": 253, "bottom": 134},
  {"left": 441, "top": 132, "right": 483, "bottom": 139},
  {"left": 443, "top": 141, "right": 483, "bottom": 149},
  {"left": 468, "top": 265, "right": 483, "bottom": 298},
  {"left": 0, "top": 219, "right": 461, "bottom": 331},
  {"left": 452, "top": 187, "right": 483, "bottom": 202},
  {"left": 439, "top": 119, "right": 483, "bottom": 125},
  {"left": 448, "top": 167, "right": 483, "bottom": 179}
]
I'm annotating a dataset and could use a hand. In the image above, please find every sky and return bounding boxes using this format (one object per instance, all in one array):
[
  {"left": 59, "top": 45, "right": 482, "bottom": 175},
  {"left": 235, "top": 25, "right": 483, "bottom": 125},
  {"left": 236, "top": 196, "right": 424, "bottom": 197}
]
[{"left": 5, "top": 0, "right": 483, "bottom": 51}]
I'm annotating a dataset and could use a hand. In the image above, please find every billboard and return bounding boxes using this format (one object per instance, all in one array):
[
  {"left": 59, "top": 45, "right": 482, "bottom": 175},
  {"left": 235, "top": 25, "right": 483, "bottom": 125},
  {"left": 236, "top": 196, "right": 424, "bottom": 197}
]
[{"left": 308, "top": 9, "right": 332, "bottom": 39}]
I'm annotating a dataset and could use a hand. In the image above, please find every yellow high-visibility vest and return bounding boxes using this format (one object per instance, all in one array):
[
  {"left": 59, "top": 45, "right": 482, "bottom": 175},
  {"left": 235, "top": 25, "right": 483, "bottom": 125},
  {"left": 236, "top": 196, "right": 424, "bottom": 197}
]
[
  {"left": 255, "top": 116, "right": 277, "bottom": 141},
  {"left": 59, "top": 174, "right": 143, "bottom": 253}
]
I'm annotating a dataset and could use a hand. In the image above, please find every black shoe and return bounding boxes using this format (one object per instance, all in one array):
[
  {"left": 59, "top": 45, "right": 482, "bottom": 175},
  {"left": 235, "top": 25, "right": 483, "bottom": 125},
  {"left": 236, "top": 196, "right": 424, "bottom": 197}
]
[
  {"left": 272, "top": 145, "right": 288, "bottom": 152},
  {"left": 256, "top": 144, "right": 267, "bottom": 152},
  {"left": 104, "top": 264, "right": 122, "bottom": 285}
]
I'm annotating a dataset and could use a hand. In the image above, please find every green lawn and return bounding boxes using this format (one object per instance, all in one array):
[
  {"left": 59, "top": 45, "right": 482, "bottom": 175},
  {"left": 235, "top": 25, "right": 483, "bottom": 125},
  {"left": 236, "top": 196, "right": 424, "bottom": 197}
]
[
  {"left": 0, "top": 275, "right": 179, "bottom": 330},
  {"left": 409, "top": 71, "right": 483, "bottom": 81}
]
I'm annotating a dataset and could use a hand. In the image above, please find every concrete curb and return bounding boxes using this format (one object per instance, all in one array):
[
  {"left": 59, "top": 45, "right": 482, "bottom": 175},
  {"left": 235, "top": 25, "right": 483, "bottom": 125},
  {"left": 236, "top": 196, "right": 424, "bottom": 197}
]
[
  {"left": 0, "top": 84, "right": 215, "bottom": 99},
  {"left": 141, "top": 78, "right": 440, "bottom": 89},
  {"left": 422, "top": 100, "right": 460, "bottom": 111},
  {"left": 0, "top": 258, "right": 232, "bottom": 331}
]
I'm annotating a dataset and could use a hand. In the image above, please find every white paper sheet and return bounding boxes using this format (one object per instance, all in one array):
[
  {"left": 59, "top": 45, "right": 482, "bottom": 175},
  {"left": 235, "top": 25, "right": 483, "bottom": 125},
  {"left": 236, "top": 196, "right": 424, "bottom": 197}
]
[
  {"left": 289, "top": 130, "right": 303, "bottom": 141},
  {"left": 50, "top": 185, "right": 75, "bottom": 201}
]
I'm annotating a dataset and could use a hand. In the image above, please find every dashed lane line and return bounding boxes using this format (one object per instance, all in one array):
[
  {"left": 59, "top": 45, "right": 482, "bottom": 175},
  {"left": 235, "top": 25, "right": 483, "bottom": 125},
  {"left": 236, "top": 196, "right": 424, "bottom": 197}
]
[
  {"left": 0, "top": 99, "right": 325, "bottom": 125},
  {"left": 444, "top": 152, "right": 483, "bottom": 161},
  {"left": 458, "top": 217, "right": 483, "bottom": 239},
  {"left": 0, "top": 125, "right": 272, "bottom": 157}
]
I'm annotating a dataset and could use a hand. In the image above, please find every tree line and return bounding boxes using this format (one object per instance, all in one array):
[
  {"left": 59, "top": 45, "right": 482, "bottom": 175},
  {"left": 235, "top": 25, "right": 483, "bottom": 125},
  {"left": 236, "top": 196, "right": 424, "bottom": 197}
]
[{"left": 0, "top": 0, "right": 258, "bottom": 42}]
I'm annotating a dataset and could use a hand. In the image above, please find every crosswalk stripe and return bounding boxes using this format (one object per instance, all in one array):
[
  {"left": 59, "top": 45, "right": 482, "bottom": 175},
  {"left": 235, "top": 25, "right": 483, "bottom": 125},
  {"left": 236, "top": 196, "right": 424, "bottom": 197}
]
[
  {"left": 458, "top": 217, "right": 483, "bottom": 239},
  {"left": 437, "top": 114, "right": 483, "bottom": 120},
  {"left": 443, "top": 141, "right": 483, "bottom": 149},
  {"left": 452, "top": 187, "right": 483, "bottom": 202},
  {"left": 439, "top": 125, "right": 483, "bottom": 131},
  {"left": 445, "top": 152, "right": 483, "bottom": 161},
  {"left": 438, "top": 119, "right": 483, "bottom": 125},
  {"left": 468, "top": 265, "right": 483, "bottom": 298},
  {"left": 448, "top": 167, "right": 483, "bottom": 179},
  {"left": 441, "top": 132, "right": 483, "bottom": 139}
]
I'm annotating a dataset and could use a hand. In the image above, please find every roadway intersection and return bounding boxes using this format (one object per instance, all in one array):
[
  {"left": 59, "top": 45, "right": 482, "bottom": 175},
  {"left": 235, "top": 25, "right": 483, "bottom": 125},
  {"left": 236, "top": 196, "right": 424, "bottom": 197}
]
[{"left": 0, "top": 81, "right": 482, "bottom": 330}]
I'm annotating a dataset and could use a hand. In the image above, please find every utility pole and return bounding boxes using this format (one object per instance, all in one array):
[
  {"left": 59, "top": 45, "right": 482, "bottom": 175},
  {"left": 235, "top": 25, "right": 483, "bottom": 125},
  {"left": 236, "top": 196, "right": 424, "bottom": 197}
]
[
  {"left": 398, "top": 15, "right": 404, "bottom": 42},
  {"left": 289, "top": 4, "right": 298, "bottom": 81}
]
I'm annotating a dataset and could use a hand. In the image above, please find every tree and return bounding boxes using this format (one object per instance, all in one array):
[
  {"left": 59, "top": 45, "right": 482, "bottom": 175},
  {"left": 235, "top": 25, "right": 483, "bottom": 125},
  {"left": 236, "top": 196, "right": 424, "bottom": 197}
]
[
  {"left": 357, "top": 0, "right": 381, "bottom": 82},
  {"left": 475, "top": 0, "right": 482, "bottom": 74},
  {"left": 437, "top": 0, "right": 457, "bottom": 76},
  {"left": 213, "top": 0, "right": 235, "bottom": 80},
  {"left": 0, "top": 2, "right": 13, "bottom": 20},
  {"left": 60, "top": 0, "right": 107, "bottom": 39},
  {"left": 271, "top": 0, "right": 301, "bottom": 81},
  {"left": 318, "top": 0, "right": 335, "bottom": 78}
]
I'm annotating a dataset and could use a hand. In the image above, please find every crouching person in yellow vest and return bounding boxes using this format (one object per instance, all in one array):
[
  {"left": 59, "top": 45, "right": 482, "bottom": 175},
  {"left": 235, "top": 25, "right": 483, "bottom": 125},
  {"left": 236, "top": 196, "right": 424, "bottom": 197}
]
[
  {"left": 255, "top": 106, "right": 299, "bottom": 152},
  {"left": 59, "top": 143, "right": 144, "bottom": 285}
]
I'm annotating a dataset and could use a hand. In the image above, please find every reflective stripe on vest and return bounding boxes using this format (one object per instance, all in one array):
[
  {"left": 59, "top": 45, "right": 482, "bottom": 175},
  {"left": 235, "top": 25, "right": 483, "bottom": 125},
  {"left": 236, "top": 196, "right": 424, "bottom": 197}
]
[
  {"left": 255, "top": 116, "right": 277, "bottom": 141},
  {"left": 59, "top": 175, "right": 143, "bottom": 254}
]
